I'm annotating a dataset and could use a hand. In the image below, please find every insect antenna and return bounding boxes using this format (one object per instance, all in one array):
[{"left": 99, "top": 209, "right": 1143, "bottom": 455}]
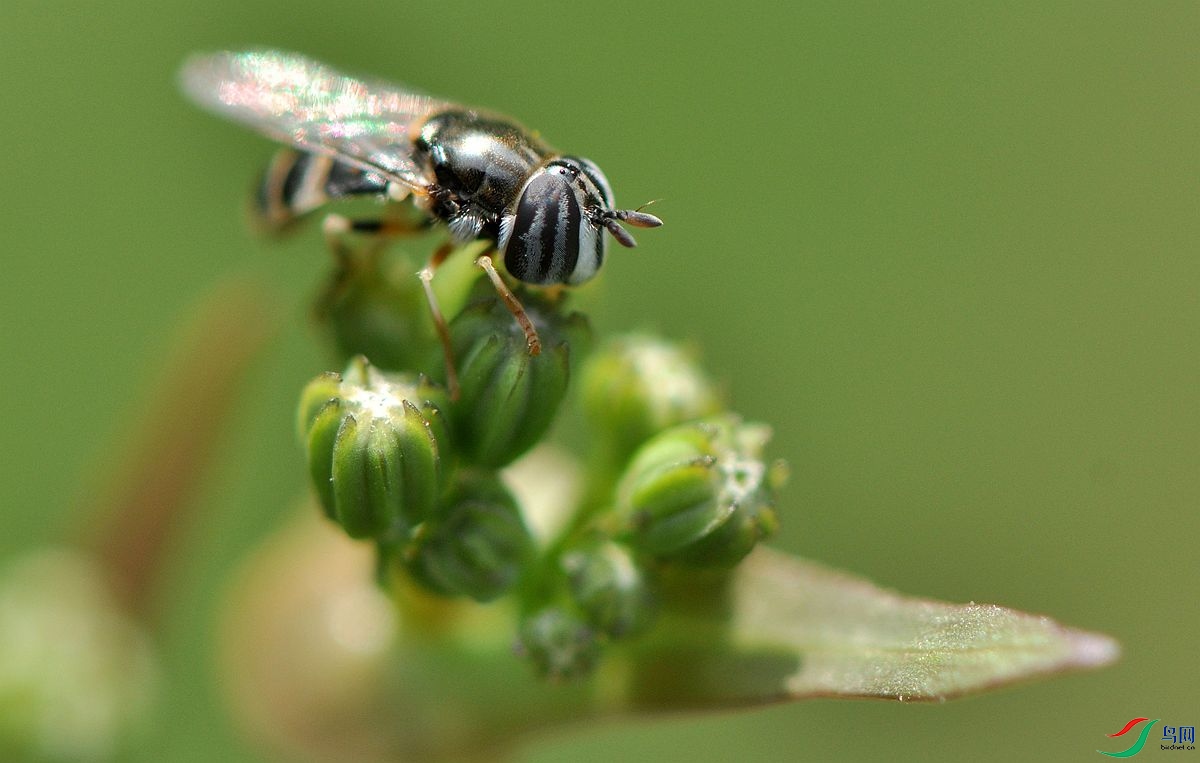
[
  {"left": 604, "top": 219, "right": 639, "bottom": 248},
  {"left": 604, "top": 204, "right": 663, "bottom": 248}
]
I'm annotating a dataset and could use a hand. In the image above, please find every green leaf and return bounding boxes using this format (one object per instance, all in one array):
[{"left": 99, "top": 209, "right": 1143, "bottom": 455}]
[{"left": 627, "top": 547, "right": 1120, "bottom": 706}]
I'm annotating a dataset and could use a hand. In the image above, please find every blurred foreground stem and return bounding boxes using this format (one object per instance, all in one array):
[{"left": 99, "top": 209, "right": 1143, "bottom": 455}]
[{"left": 76, "top": 277, "right": 276, "bottom": 618}]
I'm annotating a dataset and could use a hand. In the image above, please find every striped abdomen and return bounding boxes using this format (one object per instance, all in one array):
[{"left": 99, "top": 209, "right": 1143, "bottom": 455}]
[{"left": 253, "top": 148, "right": 389, "bottom": 231}]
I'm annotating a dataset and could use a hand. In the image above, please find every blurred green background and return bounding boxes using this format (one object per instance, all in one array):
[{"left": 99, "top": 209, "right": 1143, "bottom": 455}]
[{"left": 1, "top": 1, "right": 1196, "bottom": 761}]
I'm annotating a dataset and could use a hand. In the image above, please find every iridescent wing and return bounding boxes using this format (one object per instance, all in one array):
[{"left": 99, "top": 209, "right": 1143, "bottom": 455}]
[{"left": 180, "top": 50, "right": 451, "bottom": 195}]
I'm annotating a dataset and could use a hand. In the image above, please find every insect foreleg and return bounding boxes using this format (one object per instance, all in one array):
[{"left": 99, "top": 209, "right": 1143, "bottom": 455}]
[
  {"left": 476, "top": 253, "right": 542, "bottom": 357},
  {"left": 419, "top": 242, "right": 461, "bottom": 400}
]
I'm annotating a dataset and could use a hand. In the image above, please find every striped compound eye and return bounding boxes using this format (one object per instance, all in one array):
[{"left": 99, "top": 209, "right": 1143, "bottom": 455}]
[
  {"left": 501, "top": 158, "right": 662, "bottom": 286},
  {"left": 501, "top": 162, "right": 601, "bottom": 286}
]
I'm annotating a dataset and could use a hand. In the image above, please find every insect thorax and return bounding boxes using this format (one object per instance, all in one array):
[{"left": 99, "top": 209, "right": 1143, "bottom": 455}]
[{"left": 414, "top": 109, "right": 552, "bottom": 235}]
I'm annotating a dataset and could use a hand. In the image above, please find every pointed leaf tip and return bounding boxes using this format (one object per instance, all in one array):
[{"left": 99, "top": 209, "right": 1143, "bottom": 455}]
[{"left": 714, "top": 548, "right": 1120, "bottom": 703}]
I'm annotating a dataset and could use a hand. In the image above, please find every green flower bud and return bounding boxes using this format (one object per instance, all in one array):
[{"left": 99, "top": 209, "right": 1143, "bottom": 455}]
[
  {"left": 615, "top": 416, "right": 782, "bottom": 567},
  {"left": 439, "top": 292, "right": 589, "bottom": 468},
  {"left": 320, "top": 244, "right": 435, "bottom": 371},
  {"left": 516, "top": 607, "right": 600, "bottom": 682},
  {"left": 581, "top": 334, "right": 722, "bottom": 458},
  {"left": 403, "top": 471, "right": 533, "bottom": 602},
  {"left": 299, "top": 356, "right": 451, "bottom": 541},
  {"left": 561, "top": 539, "right": 656, "bottom": 638}
]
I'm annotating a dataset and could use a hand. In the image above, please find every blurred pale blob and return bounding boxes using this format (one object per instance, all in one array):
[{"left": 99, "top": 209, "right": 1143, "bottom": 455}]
[
  {"left": 219, "top": 504, "right": 572, "bottom": 763},
  {"left": 218, "top": 511, "right": 399, "bottom": 763},
  {"left": 500, "top": 444, "right": 583, "bottom": 546},
  {"left": 0, "top": 549, "right": 157, "bottom": 762}
]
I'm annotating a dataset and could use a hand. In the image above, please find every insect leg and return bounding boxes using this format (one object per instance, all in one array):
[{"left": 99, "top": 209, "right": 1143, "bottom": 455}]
[
  {"left": 322, "top": 212, "right": 430, "bottom": 242},
  {"left": 315, "top": 214, "right": 370, "bottom": 318},
  {"left": 315, "top": 214, "right": 425, "bottom": 318},
  {"left": 418, "top": 242, "right": 461, "bottom": 400},
  {"left": 475, "top": 253, "right": 542, "bottom": 356}
]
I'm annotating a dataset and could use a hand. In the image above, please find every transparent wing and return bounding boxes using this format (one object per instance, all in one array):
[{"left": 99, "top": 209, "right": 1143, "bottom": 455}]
[{"left": 180, "top": 50, "right": 450, "bottom": 193}]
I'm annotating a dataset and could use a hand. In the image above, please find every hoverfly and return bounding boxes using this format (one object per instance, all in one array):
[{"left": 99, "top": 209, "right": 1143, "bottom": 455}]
[{"left": 180, "top": 50, "right": 661, "bottom": 395}]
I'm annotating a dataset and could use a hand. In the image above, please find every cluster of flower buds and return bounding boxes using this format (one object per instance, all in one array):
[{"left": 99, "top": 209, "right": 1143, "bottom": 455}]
[
  {"left": 401, "top": 471, "right": 532, "bottom": 602},
  {"left": 615, "top": 416, "right": 782, "bottom": 567},
  {"left": 298, "top": 358, "right": 449, "bottom": 541},
  {"left": 430, "top": 292, "right": 586, "bottom": 467},
  {"left": 301, "top": 252, "right": 784, "bottom": 680},
  {"left": 581, "top": 334, "right": 723, "bottom": 461}
]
